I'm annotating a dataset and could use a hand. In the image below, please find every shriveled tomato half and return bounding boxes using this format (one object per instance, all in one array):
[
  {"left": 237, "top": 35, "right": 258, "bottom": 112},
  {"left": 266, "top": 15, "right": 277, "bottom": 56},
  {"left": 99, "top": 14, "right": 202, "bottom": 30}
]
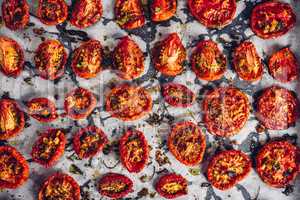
[
  {"left": 188, "top": 0, "right": 236, "bottom": 28},
  {"left": 98, "top": 173, "right": 133, "bottom": 199},
  {"left": 268, "top": 47, "right": 298, "bottom": 83},
  {"left": 71, "top": 40, "right": 103, "bottom": 79},
  {"left": 2, "top": 0, "right": 29, "bottom": 30},
  {"left": 38, "top": 172, "right": 80, "bottom": 200},
  {"left": 27, "top": 97, "right": 58, "bottom": 123},
  {"left": 256, "top": 141, "right": 299, "bottom": 188},
  {"left": 168, "top": 121, "right": 206, "bottom": 166},
  {"left": 34, "top": 39, "right": 67, "bottom": 80},
  {"left": 0, "top": 146, "right": 29, "bottom": 189},
  {"left": 0, "top": 36, "right": 24, "bottom": 77},
  {"left": 119, "top": 129, "right": 149, "bottom": 173},
  {"left": 233, "top": 41, "right": 263, "bottom": 82},
  {"left": 70, "top": 0, "right": 103, "bottom": 28},
  {"left": 37, "top": 0, "right": 68, "bottom": 25},
  {"left": 250, "top": 1, "right": 296, "bottom": 39},
  {"left": 155, "top": 173, "right": 188, "bottom": 199},
  {"left": 203, "top": 87, "right": 250, "bottom": 137},
  {"left": 191, "top": 40, "right": 226, "bottom": 81},
  {"left": 256, "top": 86, "right": 298, "bottom": 130},
  {"left": 207, "top": 150, "right": 251, "bottom": 190},
  {"left": 151, "top": 0, "right": 176, "bottom": 22},
  {"left": 0, "top": 99, "right": 25, "bottom": 140},
  {"left": 113, "top": 36, "right": 144, "bottom": 80},
  {"left": 152, "top": 33, "right": 186, "bottom": 76},
  {"left": 114, "top": 0, "right": 145, "bottom": 30},
  {"left": 31, "top": 129, "right": 66, "bottom": 167},
  {"left": 106, "top": 84, "right": 152, "bottom": 121},
  {"left": 73, "top": 126, "right": 108, "bottom": 159},
  {"left": 64, "top": 87, "right": 97, "bottom": 120},
  {"left": 162, "top": 83, "right": 195, "bottom": 107}
]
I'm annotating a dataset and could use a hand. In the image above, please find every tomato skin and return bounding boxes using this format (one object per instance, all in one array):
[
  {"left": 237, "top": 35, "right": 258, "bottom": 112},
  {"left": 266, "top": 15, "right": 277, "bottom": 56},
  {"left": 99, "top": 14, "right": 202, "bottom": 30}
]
[
  {"left": 268, "top": 47, "right": 298, "bottom": 83},
  {"left": 2, "top": 0, "right": 29, "bottom": 30},
  {"left": 37, "top": 0, "right": 68, "bottom": 25},
  {"left": 191, "top": 40, "right": 227, "bottom": 81},
  {"left": 114, "top": 0, "right": 145, "bottom": 30},
  {"left": 70, "top": 0, "right": 103, "bottom": 28},
  {"left": 98, "top": 173, "right": 133, "bottom": 199},
  {"left": 27, "top": 97, "right": 58, "bottom": 123},
  {"left": 152, "top": 33, "right": 186, "bottom": 76},
  {"left": 119, "top": 129, "right": 149, "bottom": 173},
  {"left": 256, "top": 141, "right": 299, "bottom": 188},
  {"left": 155, "top": 173, "right": 188, "bottom": 199},
  {"left": 113, "top": 36, "right": 145, "bottom": 80},
  {"left": 0, "top": 146, "right": 29, "bottom": 189},
  {"left": 168, "top": 121, "right": 206, "bottom": 166},
  {"left": 188, "top": 0, "right": 236, "bottom": 28},
  {"left": 207, "top": 150, "right": 251, "bottom": 190},
  {"left": 64, "top": 87, "right": 97, "bottom": 120},
  {"left": 38, "top": 172, "right": 80, "bottom": 200},
  {"left": 233, "top": 41, "right": 263, "bottom": 82},
  {"left": 73, "top": 126, "right": 108, "bottom": 159},
  {"left": 162, "top": 83, "right": 195, "bottom": 108},
  {"left": 151, "top": 0, "right": 176, "bottom": 22},
  {"left": 250, "top": 1, "right": 296, "bottom": 39},
  {"left": 0, "top": 36, "right": 24, "bottom": 78},
  {"left": 71, "top": 40, "right": 103, "bottom": 79}
]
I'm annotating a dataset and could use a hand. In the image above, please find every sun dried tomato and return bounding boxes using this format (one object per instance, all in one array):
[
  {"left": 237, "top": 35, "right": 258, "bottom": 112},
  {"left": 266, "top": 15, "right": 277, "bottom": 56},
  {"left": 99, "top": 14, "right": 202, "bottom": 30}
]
[
  {"left": 37, "top": 0, "right": 68, "bottom": 25},
  {"left": 2, "top": 0, "right": 29, "bottom": 30},
  {"left": 27, "top": 97, "right": 58, "bottom": 123},
  {"left": 151, "top": 0, "right": 176, "bottom": 22}
]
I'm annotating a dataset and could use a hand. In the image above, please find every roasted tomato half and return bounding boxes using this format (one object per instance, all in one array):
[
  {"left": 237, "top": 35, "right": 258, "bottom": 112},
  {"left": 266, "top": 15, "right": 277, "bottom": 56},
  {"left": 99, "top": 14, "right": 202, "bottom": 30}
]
[
  {"left": 168, "top": 121, "right": 206, "bottom": 166},
  {"left": 0, "top": 146, "right": 29, "bottom": 189},
  {"left": 191, "top": 40, "right": 226, "bottom": 81},
  {"left": 2, "top": 0, "right": 29, "bottom": 30},
  {"left": 0, "top": 99, "right": 25, "bottom": 140},
  {"left": 119, "top": 129, "right": 149, "bottom": 173},
  {"left": 155, "top": 173, "right": 188, "bottom": 199},
  {"left": 71, "top": 40, "right": 103, "bottom": 79},
  {"left": 0, "top": 36, "right": 24, "bottom": 77},
  {"left": 27, "top": 97, "right": 58, "bottom": 123},
  {"left": 64, "top": 87, "right": 97, "bottom": 120},
  {"left": 203, "top": 87, "right": 250, "bottom": 137},
  {"left": 151, "top": 0, "right": 176, "bottom": 22},
  {"left": 207, "top": 150, "right": 251, "bottom": 190},
  {"left": 34, "top": 39, "right": 67, "bottom": 80},
  {"left": 114, "top": 0, "right": 145, "bottom": 30},
  {"left": 268, "top": 47, "right": 298, "bottom": 83},
  {"left": 256, "top": 86, "right": 298, "bottom": 130},
  {"left": 106, "top": 84, "right": 152, "bottom": 121},
  {"left": 38, "top": 173, "right": 80, "bottom": 200},
  {"left": 98, "top": 173, "right": 133, "bottom": 199},
  {"left": 73, "top": 126, "right": 108, "bottom": 159},
  {"left": 152, "top": 33, "right": 186, "bottom": 76},
  {"left": 70, "top": 0, "right": 103, "bottom": 28},
  {"left": 250, "top": 1, "right": 296, "bottom": 39},
  {"left": 188, "top": 0, "right": 236, "bottom": 28},
  {"left": 233, "top": 41, "right": 263, "bottom": 82},
  {"left": 113, "top": 36, "right": 144, "bottom": 80},
  {"left": 162, "top": 83, "right": 195, "bottom": 108},
  {"left": 256, "top": 141, "right": 299, "bottom": 188},
  {"left": 31, "top": 129, "right": 66, "bottom": 168},
  {"left": 37, "top": 0, "right": 68, "bottom": 25}
]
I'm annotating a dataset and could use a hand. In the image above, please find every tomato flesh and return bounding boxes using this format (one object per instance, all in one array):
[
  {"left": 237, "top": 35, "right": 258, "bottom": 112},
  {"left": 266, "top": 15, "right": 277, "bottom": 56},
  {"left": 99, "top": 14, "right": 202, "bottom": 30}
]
[
  {"left": 2, "top": 0, "right": 29, "bottom": 30},
  {"left": 27, "top": 97, "right": 58, "bottom": 123},
  {"left": 162, "top": 83, "right": 195, "bottom": 107},
  {"left": 151, "top": 0, "right": 176, "bottom": 22},
  {"left": 37, "top": 0, "right": 68, "bottom": 25}
]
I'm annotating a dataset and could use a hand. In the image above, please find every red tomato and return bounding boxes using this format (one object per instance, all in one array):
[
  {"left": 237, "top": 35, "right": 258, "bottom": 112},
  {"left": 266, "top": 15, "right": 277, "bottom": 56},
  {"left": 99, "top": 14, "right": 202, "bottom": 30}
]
[
  {"left": 114, "top": 0, "right": 145, "bottom": 30},
  {"left": 37, "top": 0, "right": 68, "bottom": 25},
  {"left": 191, "top": 40, "right": 227, "bottom": 81},
  {"left": 0, "top": 146, "right": 29, "bottom": 189},
  {"left": 162, "top": 83, "right": 195, "bottom": 107},
  {"left": 0, "top": 36, "right": 24, "bottom": 77},
  {"left": 70, "top": 0, "right": 103, "bottom": 28},
  {"left": 152, "top": 33, "right": 186, "bottom": 76},
  {"left": 1, "top": 0, "right": 29, "bottom": 30},
  {"left": 73, "top": 126, "right": 108, "bottom": 159},
  {"left": 155, "top": 173, "right": 188, "bottom": 199},
  {"left": 113, "top": 36, "right": 145, "bottom": 80},
  {"left": 151, "top": 0, "right": 176, "bottom": 22},
  {"left": 27, "top": 97, "right": 58, "bottom": 123},
  {"left": 250, "top": 1, "right": 296, "bottom": 39}
]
